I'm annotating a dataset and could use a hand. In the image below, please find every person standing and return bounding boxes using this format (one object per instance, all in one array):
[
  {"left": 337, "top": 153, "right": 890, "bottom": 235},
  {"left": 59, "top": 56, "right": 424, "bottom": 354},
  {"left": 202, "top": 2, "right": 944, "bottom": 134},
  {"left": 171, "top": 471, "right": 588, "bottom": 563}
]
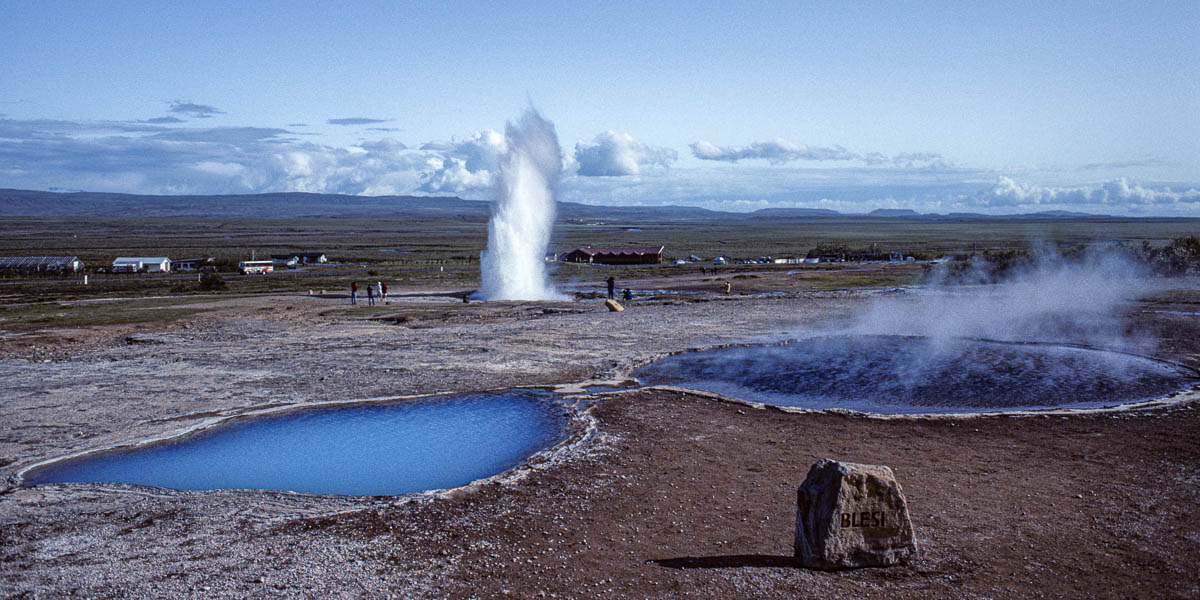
[
  {"left": 376, "top": 281, "right": 383, "bottom": 303},
  {"left": 366, "top": 282, "right": 376, "bottom": 306},
  {"left": 606, "top": 276, "right": 615, "bottom": 299},
  {"left": 350, "top": 281, "right": 358, "bottom": 305},
  {"left": 381, "top": 281, "right": 388, "bottom": 303}
]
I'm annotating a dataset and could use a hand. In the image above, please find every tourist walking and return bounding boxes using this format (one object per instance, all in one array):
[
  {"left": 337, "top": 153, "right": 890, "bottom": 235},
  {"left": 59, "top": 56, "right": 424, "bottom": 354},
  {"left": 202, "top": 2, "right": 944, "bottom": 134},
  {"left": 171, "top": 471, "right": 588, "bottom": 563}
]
[
  {"left": 381, "top": 281, "right": 388, "bottom": 303},
  {"left": 350, "top": 281, "right": 358, "bottom": 305},
  {"left": 366, "top": 283, "right": 376, "bottom": 306}
]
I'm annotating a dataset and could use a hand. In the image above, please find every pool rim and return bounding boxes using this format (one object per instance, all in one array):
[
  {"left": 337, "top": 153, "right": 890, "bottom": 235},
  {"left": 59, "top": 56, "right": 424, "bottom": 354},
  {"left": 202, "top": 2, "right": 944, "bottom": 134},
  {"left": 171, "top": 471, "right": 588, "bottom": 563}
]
[
  {"left": 627, "top": 333, "right": 1200, "bottom": 418},
  {"left": 13, "top": 386, "right": 596, "bottom": 499}
]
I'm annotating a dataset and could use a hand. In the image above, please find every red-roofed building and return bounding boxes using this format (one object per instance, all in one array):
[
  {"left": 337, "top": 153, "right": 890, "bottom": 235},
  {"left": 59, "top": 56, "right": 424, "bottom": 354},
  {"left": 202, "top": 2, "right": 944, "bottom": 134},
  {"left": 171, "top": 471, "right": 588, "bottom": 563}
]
[{"left": 560, "top": 246, "right": 664, "bottom": 265}]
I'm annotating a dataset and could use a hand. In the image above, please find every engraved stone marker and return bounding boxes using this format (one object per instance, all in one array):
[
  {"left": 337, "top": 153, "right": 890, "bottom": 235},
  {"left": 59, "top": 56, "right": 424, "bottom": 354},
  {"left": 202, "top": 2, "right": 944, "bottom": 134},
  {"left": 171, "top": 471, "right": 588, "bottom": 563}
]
[{"left": 794, "top": 458, "right": 917, "bottom": 569}]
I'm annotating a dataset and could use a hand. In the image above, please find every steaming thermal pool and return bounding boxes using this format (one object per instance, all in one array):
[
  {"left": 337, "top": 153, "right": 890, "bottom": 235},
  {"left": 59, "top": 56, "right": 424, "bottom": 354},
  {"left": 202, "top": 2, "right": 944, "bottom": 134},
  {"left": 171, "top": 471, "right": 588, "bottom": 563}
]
[
  {"left": 21, "top": 390, "right": 567, "bottom": 496},
  {"left": 632, "top": 335, "right": 1198, "bottom": 414}
]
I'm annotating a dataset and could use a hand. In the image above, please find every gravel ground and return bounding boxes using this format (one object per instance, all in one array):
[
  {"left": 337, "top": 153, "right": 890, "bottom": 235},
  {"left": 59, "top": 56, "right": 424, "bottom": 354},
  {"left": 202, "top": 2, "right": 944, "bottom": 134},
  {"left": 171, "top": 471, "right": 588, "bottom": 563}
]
[{"left": 2, "top": 287, "right": 1198, "bottom": 599}]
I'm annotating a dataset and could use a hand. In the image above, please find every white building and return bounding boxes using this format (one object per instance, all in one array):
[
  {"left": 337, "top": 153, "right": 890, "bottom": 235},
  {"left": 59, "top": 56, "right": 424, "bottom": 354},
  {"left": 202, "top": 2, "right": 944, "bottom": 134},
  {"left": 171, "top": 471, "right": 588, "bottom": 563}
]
[
  {"left": 112, "top": 256, "right": 172, "bottom": 273},
  {"left": 0, "top": 256, "right": 84, "bottom": 273}
]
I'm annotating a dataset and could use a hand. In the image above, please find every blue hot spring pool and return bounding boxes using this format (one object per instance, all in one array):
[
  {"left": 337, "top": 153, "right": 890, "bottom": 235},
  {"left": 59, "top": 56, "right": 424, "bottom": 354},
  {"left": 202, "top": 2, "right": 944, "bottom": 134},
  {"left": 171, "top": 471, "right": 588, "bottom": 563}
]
[
  {"left": 632, "top": 335, "right": 1198, "bottom": 414},
  {"left": 21, "top": 390, "right": 567, "bottom": 496}
]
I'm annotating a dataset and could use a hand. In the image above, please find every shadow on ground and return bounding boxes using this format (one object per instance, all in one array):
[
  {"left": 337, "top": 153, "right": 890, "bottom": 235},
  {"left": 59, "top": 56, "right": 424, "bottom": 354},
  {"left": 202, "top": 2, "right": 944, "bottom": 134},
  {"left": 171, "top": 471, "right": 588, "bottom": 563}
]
[{"left": 650, "top": 554, "right": 797, "bottom": 569}]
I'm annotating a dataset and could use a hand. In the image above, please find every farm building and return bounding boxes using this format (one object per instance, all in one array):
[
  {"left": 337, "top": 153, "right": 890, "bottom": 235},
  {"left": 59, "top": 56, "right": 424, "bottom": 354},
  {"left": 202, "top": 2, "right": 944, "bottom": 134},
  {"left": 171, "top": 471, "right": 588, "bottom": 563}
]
[
  {"left": 175, "top": 257, "right": 215, "bottom": 271},
  {"left": 270, "top": 252, "right": 327, "bottom": 265},
  {"left": 560, "top": 246, "right": 664, "bottom": 265},
  {"left": 0, "top": 256, "right": 84, "bottom": 273},
  {"left": 112, "top": 257, "right": 172, "bottom": 273}
]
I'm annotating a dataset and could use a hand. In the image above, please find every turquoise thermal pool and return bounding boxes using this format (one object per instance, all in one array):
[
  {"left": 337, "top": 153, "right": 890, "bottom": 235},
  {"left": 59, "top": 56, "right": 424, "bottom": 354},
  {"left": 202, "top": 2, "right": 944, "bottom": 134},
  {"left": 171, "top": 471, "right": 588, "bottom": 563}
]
[{"left": 22, "top": 390, "right": 567, "bottom": 496}]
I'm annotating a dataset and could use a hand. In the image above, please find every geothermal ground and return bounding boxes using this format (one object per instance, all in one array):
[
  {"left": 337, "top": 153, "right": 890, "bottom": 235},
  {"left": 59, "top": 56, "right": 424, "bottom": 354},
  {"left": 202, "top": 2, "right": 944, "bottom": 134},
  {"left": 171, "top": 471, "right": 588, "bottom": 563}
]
[{"left": 2, "top": 279, "right": 1200, "bottom": 599}]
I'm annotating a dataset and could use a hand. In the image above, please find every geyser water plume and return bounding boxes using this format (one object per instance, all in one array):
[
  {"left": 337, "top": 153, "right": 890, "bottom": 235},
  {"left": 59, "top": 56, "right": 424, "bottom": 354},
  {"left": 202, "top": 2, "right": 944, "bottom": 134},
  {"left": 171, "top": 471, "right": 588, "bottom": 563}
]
[{"left": 478, "top": 108, "right": 565, "bottom": 300}]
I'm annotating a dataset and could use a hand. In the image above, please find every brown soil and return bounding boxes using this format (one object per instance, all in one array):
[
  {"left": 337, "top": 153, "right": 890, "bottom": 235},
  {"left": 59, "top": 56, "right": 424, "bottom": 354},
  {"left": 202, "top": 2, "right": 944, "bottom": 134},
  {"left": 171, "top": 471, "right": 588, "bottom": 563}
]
[{"left": 2, "top": 284, "right": 1199, "bottom": 599}]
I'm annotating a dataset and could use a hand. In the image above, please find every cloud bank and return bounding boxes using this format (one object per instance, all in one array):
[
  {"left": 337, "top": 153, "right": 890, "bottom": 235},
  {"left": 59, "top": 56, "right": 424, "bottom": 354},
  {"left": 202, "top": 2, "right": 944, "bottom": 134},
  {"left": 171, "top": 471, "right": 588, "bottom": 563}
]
[
  {"left": 0, "top": 116, "right": 1196, "bottom": 216},
  {"left": 983, "top": 177, "right": 1200, "bottom": 207},
  {"left": 690, "top": 138, "right": 950, "bottom": 170}
]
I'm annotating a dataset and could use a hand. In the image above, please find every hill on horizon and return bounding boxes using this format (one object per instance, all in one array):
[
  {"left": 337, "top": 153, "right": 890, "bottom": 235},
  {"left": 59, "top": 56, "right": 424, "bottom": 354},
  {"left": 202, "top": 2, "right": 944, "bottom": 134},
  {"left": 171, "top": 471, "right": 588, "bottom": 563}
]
[{"left": 0, "top": 188, "right": 1182, "bottom": 222}]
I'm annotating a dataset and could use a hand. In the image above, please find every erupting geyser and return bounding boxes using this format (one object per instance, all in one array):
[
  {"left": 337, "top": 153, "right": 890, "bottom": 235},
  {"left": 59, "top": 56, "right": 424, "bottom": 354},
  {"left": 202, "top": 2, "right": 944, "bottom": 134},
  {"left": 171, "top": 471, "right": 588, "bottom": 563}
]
[{"left": 477, "top": 108, "right": 564, "bottom": 300}]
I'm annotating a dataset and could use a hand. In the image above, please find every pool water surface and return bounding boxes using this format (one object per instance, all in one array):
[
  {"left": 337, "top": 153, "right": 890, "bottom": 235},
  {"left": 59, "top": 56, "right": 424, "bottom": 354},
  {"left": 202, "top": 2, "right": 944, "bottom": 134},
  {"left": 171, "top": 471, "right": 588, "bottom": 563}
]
[
  {"left": 22, "top": 390, "right": 567, "bottom": 496},
  {"left": 632, "top": 335, "right": 1197, "bottom": 414}
]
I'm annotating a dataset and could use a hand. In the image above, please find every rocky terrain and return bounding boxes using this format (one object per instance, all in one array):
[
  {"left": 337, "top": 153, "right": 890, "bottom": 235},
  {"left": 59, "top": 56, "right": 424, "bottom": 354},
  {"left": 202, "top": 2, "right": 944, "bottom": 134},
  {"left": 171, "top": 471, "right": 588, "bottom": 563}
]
[{"left": 2, "top": 287, "right": 1199, "bottom": 599}]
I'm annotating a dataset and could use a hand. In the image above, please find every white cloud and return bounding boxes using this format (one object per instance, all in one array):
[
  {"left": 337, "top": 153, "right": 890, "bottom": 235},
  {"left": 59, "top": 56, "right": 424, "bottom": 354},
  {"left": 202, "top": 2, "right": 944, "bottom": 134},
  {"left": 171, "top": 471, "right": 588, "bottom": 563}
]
[
  {"left": 0, "top": 117, "right": 503, "bottom": 197},
  {"left": 891, "top": 152, "right": 952, "bottom": 169},
  {"left": 419, "top": 130, "right": 506, "bottom": 172},
  {"left": 410, "top": 129, "right": 510, "bottom": 193},
  {"left": 690, "top": 139, "right": 857, "bottom": 164},
  {"left": 417, "top": 156, "right": 494, "bottom": 194},
  {"left": 192, "top": 161, "right": 246, "bottom": 177},
  {"left": 689, "top": 139, "right": 955, "bottom": 170},
  {"left": 2, "top": 116, "right": 1198, "bottom": 216},
  {"left": 984, "top": 177, "right": 1200, "bottom": 207},
  {"left": 168, "top": 101, "right": 224, "bottom": 119},
  {"left": 573, "top": 131, "right": 677, "bottom": 176},
  {"left": 327, "top": 117, "right": 388, "bottom": 126}
]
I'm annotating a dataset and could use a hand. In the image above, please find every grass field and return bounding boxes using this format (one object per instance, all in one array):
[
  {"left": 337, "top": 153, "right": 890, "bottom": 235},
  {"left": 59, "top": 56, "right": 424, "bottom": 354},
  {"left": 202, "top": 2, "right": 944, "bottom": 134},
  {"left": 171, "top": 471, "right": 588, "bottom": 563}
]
[
  {"left": 0, "top": 296, "right": 217, "bottom": 332},
  {"left": 1, "top": 214, "right": 1196, "bottom": 309}
]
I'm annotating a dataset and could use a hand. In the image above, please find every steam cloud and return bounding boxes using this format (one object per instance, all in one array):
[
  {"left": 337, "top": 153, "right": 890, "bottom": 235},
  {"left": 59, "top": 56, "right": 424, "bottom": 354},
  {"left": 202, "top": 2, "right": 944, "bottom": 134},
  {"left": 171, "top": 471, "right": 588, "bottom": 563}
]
[
  {"left": 843, "top": 248, "right": 1159, "bottom": 356},
  {"left": 477, "top": 109, "right": 565, "bottom": 301}
]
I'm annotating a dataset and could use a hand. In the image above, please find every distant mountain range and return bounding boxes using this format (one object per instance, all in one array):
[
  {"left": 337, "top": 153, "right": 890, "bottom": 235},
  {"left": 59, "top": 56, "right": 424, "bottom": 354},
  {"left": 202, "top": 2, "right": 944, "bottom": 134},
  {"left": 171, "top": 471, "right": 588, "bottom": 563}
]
[
  {"left": 0, "top": 188, "right": 727, "bottom": 221},
  {"left": 0, "top": 188, "right": 1173, "bottom": 221}
]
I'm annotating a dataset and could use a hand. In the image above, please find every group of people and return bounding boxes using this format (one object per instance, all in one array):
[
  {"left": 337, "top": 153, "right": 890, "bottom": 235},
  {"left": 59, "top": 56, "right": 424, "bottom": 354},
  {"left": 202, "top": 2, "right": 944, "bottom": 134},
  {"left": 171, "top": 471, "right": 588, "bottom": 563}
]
[
  {"left": 606, "top": 276, "right": 633, "bottom": 302},
  {"left": 350, "top": 281, "right": 388, "bottom": 306},
  {"left": 350, "top": 274, "right": 643, "bottom": 304}
]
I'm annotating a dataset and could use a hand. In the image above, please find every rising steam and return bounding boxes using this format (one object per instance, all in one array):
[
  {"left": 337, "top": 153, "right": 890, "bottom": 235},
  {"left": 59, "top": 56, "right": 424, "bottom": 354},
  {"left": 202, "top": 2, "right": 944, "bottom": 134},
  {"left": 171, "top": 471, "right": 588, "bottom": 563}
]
[
  {"left": 634, "top": 247, "right": 1183, "bottom": 413},
  {"left": 477, "top": 109, "right": 565, "bottom": 300},
  {"left": 845, "top": 248, "right": 1160, "bottom": 355}
]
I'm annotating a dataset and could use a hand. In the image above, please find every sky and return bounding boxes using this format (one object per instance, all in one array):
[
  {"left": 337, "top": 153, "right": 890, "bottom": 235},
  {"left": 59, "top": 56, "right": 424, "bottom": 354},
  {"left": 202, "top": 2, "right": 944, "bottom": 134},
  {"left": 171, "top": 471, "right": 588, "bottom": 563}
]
[{"left": 1, "top": 1, "right": 1198, "bottom": 215}]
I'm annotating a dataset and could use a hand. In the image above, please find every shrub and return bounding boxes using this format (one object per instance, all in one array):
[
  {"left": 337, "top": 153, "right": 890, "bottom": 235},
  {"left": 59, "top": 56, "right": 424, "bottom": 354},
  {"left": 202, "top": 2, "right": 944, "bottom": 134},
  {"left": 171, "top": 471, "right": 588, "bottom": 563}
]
[{"left": 198, "top": 271, "right": 227, "bottom": 291}]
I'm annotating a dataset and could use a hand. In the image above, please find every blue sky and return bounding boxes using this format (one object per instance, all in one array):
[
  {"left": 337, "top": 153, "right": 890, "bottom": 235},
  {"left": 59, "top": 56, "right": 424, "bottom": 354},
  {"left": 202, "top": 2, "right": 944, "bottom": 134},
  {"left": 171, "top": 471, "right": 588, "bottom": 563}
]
[{"left": 1, "top": 1, "right": 1198, "bottom": 214}]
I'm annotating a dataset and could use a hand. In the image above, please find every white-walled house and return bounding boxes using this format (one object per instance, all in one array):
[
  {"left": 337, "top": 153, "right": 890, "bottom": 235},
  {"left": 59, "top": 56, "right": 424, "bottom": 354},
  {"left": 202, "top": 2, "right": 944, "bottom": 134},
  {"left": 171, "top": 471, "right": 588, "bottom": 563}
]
[{"left": 112, "top": 257, "right": 172, "bottom": 273}]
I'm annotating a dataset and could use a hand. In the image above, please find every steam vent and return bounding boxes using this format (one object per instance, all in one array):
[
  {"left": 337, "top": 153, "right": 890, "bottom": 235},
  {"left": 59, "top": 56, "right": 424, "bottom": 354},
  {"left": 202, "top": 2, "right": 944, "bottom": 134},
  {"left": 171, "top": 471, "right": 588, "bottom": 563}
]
[{"left": 795, "top": 459, "right": 917, "bottom": 569}]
